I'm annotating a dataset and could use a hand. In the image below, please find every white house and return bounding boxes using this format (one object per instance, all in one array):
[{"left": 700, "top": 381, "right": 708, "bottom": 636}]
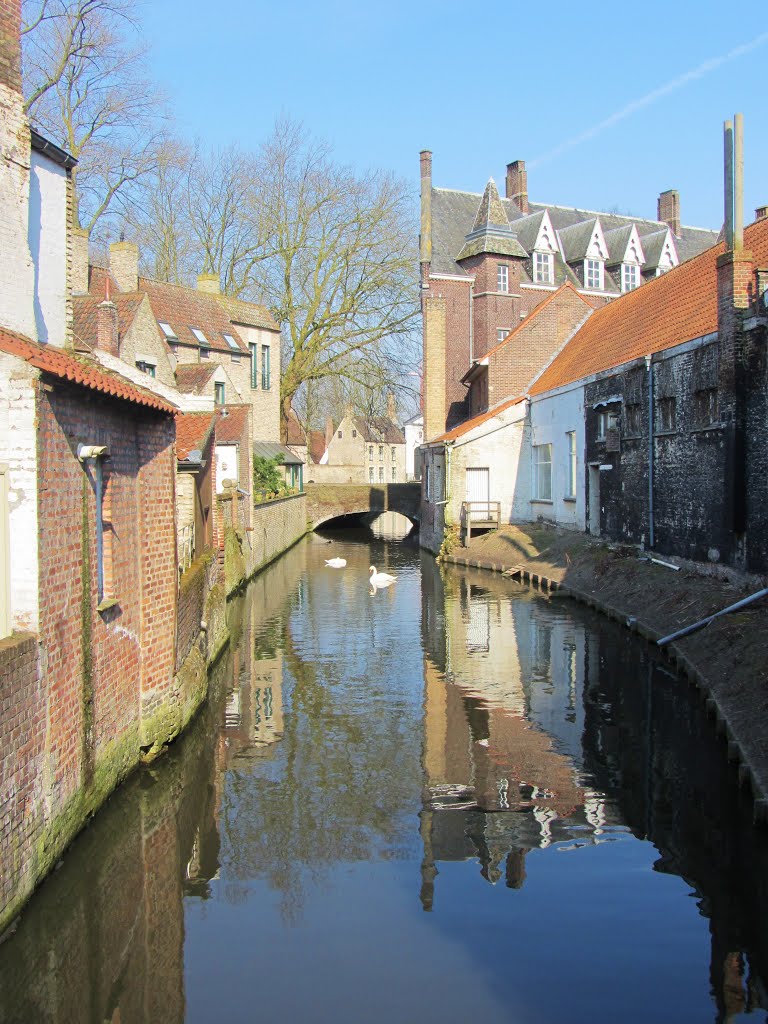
[{"left": 403, "top": 412, "right": 424, "bottom": 480}]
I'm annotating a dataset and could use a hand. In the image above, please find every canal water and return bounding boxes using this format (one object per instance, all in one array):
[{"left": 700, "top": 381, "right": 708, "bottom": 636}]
[{"left": 1, "top": 528, "right": 767, "bottom": 1023}]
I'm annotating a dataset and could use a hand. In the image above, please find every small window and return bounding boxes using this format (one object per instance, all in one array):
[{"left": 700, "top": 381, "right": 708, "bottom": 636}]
[
  {"left": 621, "top": 264, "right": 639, "bottom": 292},
  {"left": 369, "top": 445, "right": 374, "bottom": 461},
  {"left": 337, "top": 430, "right": 343, "bottom": 439},
  {"left": 497, "top": 264, "right": 509, "bottom": 293},
  {"left": 158, "top": 321, "right": 177, "bottom": 339},
  {"left": 352, "top": 429, "right": 357, "bottom": 438},
  {"left": 565, "top": 431, "right": 577, "bottom": 498},
  {"left": 585, "top": 259, "right": 603, "bottom": 290},
  {"left": 369, "top": 466, "right": 374, "bottom": 482},
  {"left": 249, "top": 344, "right": 258, "bottom": 388},
  {"left": 136, "top": 360, "right": 156, "bottom": 378},
  {"left": 497, "top": 328, "right": 509, "bottom": 345},
  {"left": 391, "top": 447, "right": 396, "bottom": 461},
  {"left": 596, "top": 410, "right": 618, "bottom": 440},
  {"left": 533, "top": 443, "right": 552, "bottom": 500},
  {"left": 378, "top": 445, "right": 384, "bottom": 461},
  {"left": 191, "top": 328, "right": 210, "bottom": 347},
  {"left": 658, "top": 397, "right": 676, "bottom": 432},
  {"left": 694, "top": 388, "right": 718, "bottom": 427},
  {"left": 378, "top": 465, "right": 384, "bottom": 483},
  {"left": 391, "top": 466, "right": 396, "bottom": 482},
  {"left": 261, "top": 344, "right": 271, "bottom": 389},
  {"left": 223, "top": 333, "right": 239, "bottom": 350},
  {"left": 200, "top": 347, "right": 210, "bottom": 360},
  {"left": 214, "top": 382, "right": 225, "bottom": 405},
  {"left": 534, "top": 252, "right": 554, "bottom": 284}
]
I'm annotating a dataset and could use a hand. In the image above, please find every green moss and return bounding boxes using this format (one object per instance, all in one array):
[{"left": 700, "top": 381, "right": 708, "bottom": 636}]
[{"left": 224, "top": 527, "right": 247, "bottom": 595}]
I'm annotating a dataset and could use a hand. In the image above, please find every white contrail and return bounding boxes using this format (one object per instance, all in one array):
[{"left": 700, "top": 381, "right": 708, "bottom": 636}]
[{"left": 530, "top": 32, "right": 768, "bottom": 169}]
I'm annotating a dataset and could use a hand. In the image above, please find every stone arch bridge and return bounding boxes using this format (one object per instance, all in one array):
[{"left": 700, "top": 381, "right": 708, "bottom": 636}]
[{"left": 305, "top": 482, "right": 421, "bottom": 531}]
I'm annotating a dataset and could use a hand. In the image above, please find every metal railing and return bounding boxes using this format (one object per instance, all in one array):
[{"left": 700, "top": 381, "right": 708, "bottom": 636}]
[{"left": 177, "top": 522, "right": 195, "bottom": 575}]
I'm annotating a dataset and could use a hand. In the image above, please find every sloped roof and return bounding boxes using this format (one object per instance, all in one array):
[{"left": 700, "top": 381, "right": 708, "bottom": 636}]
[
  {"left": 253, "top": 441, "right": 303, "bottom": 465},
  {"left": 176, "top": 412, "right": 215, "bottom": 461},
  {"left": 354, "top": 416, "right": 405, "bottom": 444},
  {"left": 72, "top": 293, "right": 145, "bottom": 350},
  {"left": 602, "top": 224, "right": 636, "bottom": 266},
  {"left": 285, "top": 407, "right": 307, "bottom": 446},
  {"left": 430, "top": 395, "right": 526, "bottom": 444},
  {"left": 557, "top": 219, "right": 600, "bottom": 262},
  {"left": 215, "top": 405, "right": 250, "bottom": 445},
  {"left": 214, "top": 294, "right": 280, "bottom": 332},
  {"left": 175, "top": 363, "right": 219, "bottom": 394},
  {"left": 0, "top": 329, "right": 175, "bottom": 413},
  {"left": 137, "top": 278, "right": 249, "bottom": 353},
  {"left": 530, "top": 217, "right": 768, "bottom": 396},
  {"left": 308, "top": 430, "right": 327, "bottom": 464},
  {"left": 429, "top": 187, "right": 718, "bottom": 278}
]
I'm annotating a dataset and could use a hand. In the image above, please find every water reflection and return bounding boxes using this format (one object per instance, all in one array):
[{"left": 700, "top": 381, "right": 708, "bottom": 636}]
[{"left": 0, "top": 535, "right": 766, "bottom": 1023}]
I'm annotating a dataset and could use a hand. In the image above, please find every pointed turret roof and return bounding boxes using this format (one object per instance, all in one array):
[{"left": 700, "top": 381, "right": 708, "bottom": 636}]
[{"left": 456, "top": 178, "right": 528, "bottom": 261}]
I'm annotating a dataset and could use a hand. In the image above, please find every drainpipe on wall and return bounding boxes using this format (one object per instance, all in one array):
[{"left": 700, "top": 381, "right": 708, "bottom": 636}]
[
  {"left": 469, "top": 283, "right": 474, "bottom": 364},
  {"left": 645, "top": 354, "right": 655, "bottom": 549},
  {"left": 77, "top": 444, "right": 110, "bottom": 602}
]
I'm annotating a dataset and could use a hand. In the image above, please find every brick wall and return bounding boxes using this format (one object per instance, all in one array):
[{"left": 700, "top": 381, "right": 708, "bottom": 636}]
[
  {"left": 0, "top": 0, "right": 21, "bottom": 93},
  {"left": 248, "top": 493, "right": 307, "bottom": 578}
]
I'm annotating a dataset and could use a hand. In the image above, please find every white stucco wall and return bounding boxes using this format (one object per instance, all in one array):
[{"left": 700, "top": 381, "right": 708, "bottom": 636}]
[
  {"left": 528, "top": 383, "right": 586, "bottom": 530},
  {"left": 28, "top": 151, "right": 68, "bottom": 346},
  {"left": 0, "top": 85, "right": 36, "bottom": 340},
  {"left": 0, "top": 354, "right": 39, "bottom": 632}
]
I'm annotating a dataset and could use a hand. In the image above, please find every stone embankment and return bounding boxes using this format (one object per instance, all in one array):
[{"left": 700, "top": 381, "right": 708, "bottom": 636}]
[{"left": 442, "top": 524, "right": 768, "bottom": 823}]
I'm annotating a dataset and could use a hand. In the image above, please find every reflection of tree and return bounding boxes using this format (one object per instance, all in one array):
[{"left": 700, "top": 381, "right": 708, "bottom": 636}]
[{"left": 219, "top": 613, "right": 421, "bottom": 924}]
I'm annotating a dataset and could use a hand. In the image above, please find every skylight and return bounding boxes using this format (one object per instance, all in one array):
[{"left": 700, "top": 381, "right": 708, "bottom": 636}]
[
  {"left": 158, "top": 321, "right": 177, "bottom": 339},
  {"left": 223, "top": 333, "right": 239, "bottom": 350},
  {"left": 191, "top": 328, "right": 210, "bottom": 347}
]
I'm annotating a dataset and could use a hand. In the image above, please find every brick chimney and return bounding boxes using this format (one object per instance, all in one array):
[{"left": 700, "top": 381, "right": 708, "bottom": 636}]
[
  {"left": 0, "top": 0, "right": 22, "bottom": 93},
  {"left": 386, "top": 392, "right": 397, "bottom": 421},
  {"left": 755, "top": 206, "right": 768, "bottom": 222},
  {"left": 506, "top": 160, "right": 528, "bottom": 214},
  {"left": 420, "top": 150, "right": 432, "bottom": 273},
  {"left": 657, "top": 190, "right": 681, "bottom": 236},
  {"left": 197, "top": 272, "right": 220, "bottom": 295},
  {"left": 109, "top": 240, "right": 138, "bottom": 292},
  {"left": 97, "top": 296, "right": 119, "bottom": 356}
]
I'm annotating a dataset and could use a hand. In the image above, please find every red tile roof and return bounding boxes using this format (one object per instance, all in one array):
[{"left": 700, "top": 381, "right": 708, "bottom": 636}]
[
  {"left": 175, "top": 363, "right": 218, "bottom": 394},
  {"left": 215, "top": 405, "right": 250, "bottom": 444},
  {"left": 285, "top": 407, "right": 307, "bottom": 446},
  {"left": 430, "top": 395, "right": 526, "bottom": 443},
  {"left": 308, "top": 430, "right": 327, "bottom": 464},
  {"left": 176, "top": 412, "right": 215, "bottom": 461},
  {"left": 72, "top": 293, "right": 144, "bottom": 350},
  {"left": 0, "top": 329, "right": 176, "bottom": 414},
  {"left": 139, "top": 278, "right": 249, "bottom": 354},
  {"left": 530, "top": 218, "right": 768, "bottom": 396}
]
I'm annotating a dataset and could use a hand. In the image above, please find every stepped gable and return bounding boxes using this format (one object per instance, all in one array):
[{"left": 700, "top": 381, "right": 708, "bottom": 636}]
[
  {"left": 175, "top": 363, "right": 219, "bottom": 394},
  {"left": 176, "top": 412, "right": 215, "bottom": 461},
  {"left": 529, "top": 216, "right": 768, "bottom": 396},
  {"left": 0, "top": 327, "right": 175, "bottom": 413}
]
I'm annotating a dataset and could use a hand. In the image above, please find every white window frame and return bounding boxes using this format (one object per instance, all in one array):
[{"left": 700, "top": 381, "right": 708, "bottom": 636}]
[
  {"left": 497, "top": 328, "right": 509, "bottom": 345},
  {"left": 191, "top": 327, "right": 210, "bottom": 347},
  {"left": 533, "top": 443, "right": 553, "bottom": 501},
  {"left": 497, "top": 263, "right": 509, "bottom": 293},
  {"left": 565, "top": 431, "right": 577, "bottom": 499},
  {"left": 621, "top": 263, "right": 639, "bottom": 293},
  {"left": 584, "top": 259, "right": 603, "bottom": 290},
  {"left": 534, "top": 251, "right": 554, "bottom": 285},
  {"left": 378, "top": 465, "right": 384, "bottom": 483},
  {"left": 369, "top": 466, "right": 374, "bottom": 483}
]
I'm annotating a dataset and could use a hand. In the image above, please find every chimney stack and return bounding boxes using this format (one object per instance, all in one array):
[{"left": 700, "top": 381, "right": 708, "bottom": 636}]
[
  {"left": 657, "top": 190, "right": 681, "bottom": 237},
  {"left": 420, "top": 150, "right": 433, "bottom": 271},
  {"left": 0, "top": 0, "right": 22, "bottom": 93},
  {"left": 109, "top": 240, "right": 138, "bottom": 293},
  {"left": 197, "top": 272, "right": 220, "bottom": 295},
  {"left": 386, "top": 392, "right": 397, "bottom": 421},
  {"left": 755, "top": 206, "right": 768, "bottom": 222},
  {"left": 97, "top": 295, "right": 119, "bottom": 356},
  {"left": 506, "top": 160, "right": 528, "bottom": 214}
]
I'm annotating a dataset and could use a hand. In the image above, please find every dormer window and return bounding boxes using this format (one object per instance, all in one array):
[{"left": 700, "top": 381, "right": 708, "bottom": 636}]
[
  {"left": 534, "top": 252, "right": 554, "bottom": 284},
  {"left": 191, "top": 328, "right": 210, "bottom": 348},
  {"left": 158, "top": 321, "right": 177, "bottom": 340},
  {"left": 621, "top": 263, "right": 640, "bottom": 292},
  {"left": 585, "top": 259, "right": 603, "bottom": 290},
  {"left": 222, "top": 333, "right": 239, "bottom": 350},
  {"left": 497, "top": 264, "right": 509, "bottom": 293}
]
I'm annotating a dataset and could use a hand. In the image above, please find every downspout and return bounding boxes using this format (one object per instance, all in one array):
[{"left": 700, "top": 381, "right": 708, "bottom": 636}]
[
  {"left": 645, "top": 354, "right": 655, "bottom": 549},
  {"left": 469, "top": 282, "right": 474, "bottom": 364}
]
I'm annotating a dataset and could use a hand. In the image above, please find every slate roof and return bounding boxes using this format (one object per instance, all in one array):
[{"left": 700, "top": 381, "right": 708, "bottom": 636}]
[
  {"left": 176, "top": 412, "right": 215, "bottom": 461},
  {"left": 353, "top": 416, "right": 405, "bottom": 444},
  {"left": 175, "top": 363, "right": 219, "bottom": 394},
  {"left": 308, "top": 430, "right": 327, "bottom": 464},
  {"left": 529, "top": 217, "right": 768, "bottom": 396},
  {"left": 602, "top": 224, "right": 636, "bottom": 267},
  {"left": 0, "top": 329, "right": 176, "bottom": 413},
  {"left": 429, "top": 187, "right": 718, "bottom": 279}
]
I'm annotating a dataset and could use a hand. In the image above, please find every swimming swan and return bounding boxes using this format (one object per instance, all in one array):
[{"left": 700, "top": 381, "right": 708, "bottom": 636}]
[
  {"left": 369, "top": 565, "right": 396, "bottom": 586},
  {"left": 325, "top": 557, "right": 347, "bottom": 568}
]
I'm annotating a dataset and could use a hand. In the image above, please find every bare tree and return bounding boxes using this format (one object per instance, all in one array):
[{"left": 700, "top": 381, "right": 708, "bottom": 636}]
[{"left": 22, "top": 0, "right": 168, "bottom": 236}]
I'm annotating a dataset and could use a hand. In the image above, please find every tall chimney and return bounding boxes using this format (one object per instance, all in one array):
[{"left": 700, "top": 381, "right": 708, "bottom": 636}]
[
  {"left": 0, "top": 0, "right": 22, "bottom": 93},
  {"left": 97, "top": 297, "right": 119, "bottom": 356},
  {"left": 506, "top": 160, "right": 528, "bottom": 214},
  {"left": 71, "top": 227, "right": 90, "bottom": 295},
  {"left": 197, "top": 272, "right": 220, "bottom": 295},
  {"left": 109, "top": 240, "right": 138, "bottom": 292},
  {"left": 734, "top": 112, "right": 744, "bottom": 252},
  {"left": 724, "top": 119, "right": 734, "bottom": 251},
  {"left": 657, "top": 190, "right": 681, "bottom": 236},
  {"left": 420, "top": 150, "right": 432, "bottom": 273},
  {"left": 386, "top": 392, "right": 397, "bottom": 421}
]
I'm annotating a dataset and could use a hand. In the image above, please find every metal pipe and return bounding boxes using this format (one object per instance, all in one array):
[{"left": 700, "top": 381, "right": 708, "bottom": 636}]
[
  {"left": 645, "top": 354, "right": 655, "bottom": 549},
  {"left": 724, "top": 119, "right": 734, "bottom": 251},
  {"left": 95, "top": 458, "right": 104, "bottom": 603},
  {"left": 657, "top": 587, "right": 768, "bottom": 647},
  {"left": 734, "top": 112, "right": 744, "bottom": 251}
]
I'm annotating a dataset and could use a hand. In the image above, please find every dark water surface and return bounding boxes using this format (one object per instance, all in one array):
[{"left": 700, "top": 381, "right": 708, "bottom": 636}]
[{"left": 1, "top": 530, "right": 767, "bottom": 1023}]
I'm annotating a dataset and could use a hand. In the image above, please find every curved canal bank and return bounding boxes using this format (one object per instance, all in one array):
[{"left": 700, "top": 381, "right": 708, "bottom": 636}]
[{"left": 443, "top": 522, "right": 768, "bottom": 823}]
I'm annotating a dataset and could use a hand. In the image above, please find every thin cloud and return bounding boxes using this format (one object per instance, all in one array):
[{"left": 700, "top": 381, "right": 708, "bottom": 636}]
[{"left": 530, "top": 32, "right": 768, "bottom": 169}]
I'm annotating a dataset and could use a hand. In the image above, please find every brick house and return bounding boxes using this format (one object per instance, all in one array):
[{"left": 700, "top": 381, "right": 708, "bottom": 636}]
[{"left": 420, "top": 150, "right": 719, "bottom": 440}]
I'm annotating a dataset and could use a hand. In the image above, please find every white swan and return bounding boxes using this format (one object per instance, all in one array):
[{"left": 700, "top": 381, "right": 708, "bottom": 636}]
[
  {"left": 325, "top": 557, "right": 347, "bottom": 568},
  {"left": 369, "top": 565, "right": 396, "bottom": 586}
]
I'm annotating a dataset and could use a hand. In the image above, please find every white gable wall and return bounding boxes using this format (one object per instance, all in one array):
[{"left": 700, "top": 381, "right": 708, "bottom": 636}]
[
  {"left": 28, "top": 150, "right": 68, "bottom": 346},
  {"left": 528, "top": 383, "right": 586, "bottom": 530}
]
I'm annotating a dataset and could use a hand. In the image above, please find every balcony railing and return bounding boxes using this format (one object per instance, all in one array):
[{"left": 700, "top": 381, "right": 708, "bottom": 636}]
[{"left": 460, "top": 501, "right": 500, "bottom": 545}]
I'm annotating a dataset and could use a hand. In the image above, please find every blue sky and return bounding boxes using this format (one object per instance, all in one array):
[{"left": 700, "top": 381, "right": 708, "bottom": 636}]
[{"left": 142, "top": 1, "right": 766, "bottom": 231}]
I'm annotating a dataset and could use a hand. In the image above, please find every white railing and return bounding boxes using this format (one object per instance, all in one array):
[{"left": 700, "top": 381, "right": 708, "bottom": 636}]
[{"left": 178, "top": 522, "right": 195, "bottom": 575}]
